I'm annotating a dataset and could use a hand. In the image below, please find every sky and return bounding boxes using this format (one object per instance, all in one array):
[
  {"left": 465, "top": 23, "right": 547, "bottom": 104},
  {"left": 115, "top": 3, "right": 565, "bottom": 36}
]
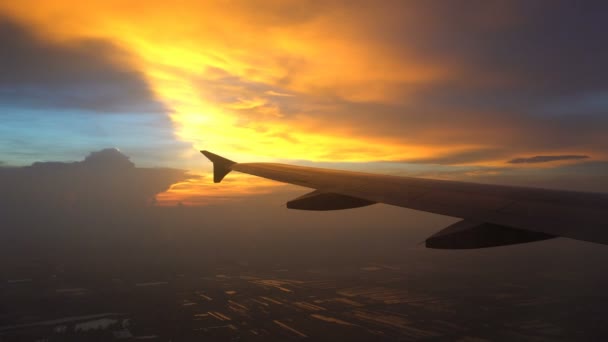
[{"left": 1, "top": 0, "right": 608, "bottom": 205}]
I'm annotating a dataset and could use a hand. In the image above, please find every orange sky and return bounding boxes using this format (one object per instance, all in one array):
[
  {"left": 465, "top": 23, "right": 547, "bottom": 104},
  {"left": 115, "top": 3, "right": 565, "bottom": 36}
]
[
  {"left": 2, "top": 1, "right": 606, "bottom": 204},
  {"left": 0, "top": 1, "right": 443, "bottom": 162},
  {"left": 0, "top": 1, "right": 568, "bottom": 163}
]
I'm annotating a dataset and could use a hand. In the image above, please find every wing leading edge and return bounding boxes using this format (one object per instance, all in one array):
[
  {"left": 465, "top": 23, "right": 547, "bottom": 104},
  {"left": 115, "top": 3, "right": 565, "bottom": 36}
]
[{"left": 201, "top": 151, "right": 608, "bottom": 249}]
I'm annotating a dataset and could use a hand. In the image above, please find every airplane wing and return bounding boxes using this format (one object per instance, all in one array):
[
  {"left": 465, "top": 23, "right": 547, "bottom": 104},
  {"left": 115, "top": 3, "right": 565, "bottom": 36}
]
[{"left": 201, "top": 151, "right": 608, "bottom": 249}]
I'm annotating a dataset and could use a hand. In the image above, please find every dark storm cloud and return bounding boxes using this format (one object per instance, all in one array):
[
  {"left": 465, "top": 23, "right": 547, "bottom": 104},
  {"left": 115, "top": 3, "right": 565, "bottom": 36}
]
[
  {"left": 321, "top": 0, "right": 608, "bottom": 127},
  {"left": 348, "top": 1, "right": 608, "bottom": 98},
  {"left": 0, "top": 19, "right": 164, "bottom": 113},
  {"left": 303, "top": 1, "right": 608, "bottom": 163},
  {"left": 508, "top": 155, "right": 590, "bottom": 164},
  {"left": 0, "top": 148, "right": 187, "bottom": 215}
]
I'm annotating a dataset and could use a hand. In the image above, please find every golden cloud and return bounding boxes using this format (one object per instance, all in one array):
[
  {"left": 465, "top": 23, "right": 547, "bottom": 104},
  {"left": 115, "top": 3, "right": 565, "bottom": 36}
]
[
  {"left": 2, "top": 0, "right": 605, "bottom": 170},
  {"left": 0, "top": 1, "right": 463, "bottom": 163}
]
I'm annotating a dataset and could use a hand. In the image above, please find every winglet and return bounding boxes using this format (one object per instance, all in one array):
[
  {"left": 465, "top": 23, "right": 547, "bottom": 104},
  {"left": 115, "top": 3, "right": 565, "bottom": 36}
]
[{"left": 200, "top": 150, "right": 236, "bottom": 183}]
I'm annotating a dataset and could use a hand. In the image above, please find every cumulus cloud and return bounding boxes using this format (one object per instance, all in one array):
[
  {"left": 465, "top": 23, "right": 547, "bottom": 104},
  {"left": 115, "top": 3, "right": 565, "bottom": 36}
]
[
  {"left": 0, "top": 148, "right": 188, "bottom": 215},
  {"left": 508, "top": 155, "right": 590, "bottom": 164},
  {"left": 0, "top": 18, "right": 165, "bottom": 113}
]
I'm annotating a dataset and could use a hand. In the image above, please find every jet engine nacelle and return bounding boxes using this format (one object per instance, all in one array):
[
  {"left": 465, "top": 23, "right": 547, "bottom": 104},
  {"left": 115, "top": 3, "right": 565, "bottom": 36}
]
[
  {"left": 287, "top": 190, "right": 376, "bottom": 211},
  {"left": 426, "top": 220, "right": 556, "bottom": 249}
]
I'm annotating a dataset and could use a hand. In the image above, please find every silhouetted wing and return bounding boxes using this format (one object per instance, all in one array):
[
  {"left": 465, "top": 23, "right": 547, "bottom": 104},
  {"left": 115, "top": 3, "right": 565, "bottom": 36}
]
[{"left": 201, "top": 151, "right": 608, "bottom": 249}]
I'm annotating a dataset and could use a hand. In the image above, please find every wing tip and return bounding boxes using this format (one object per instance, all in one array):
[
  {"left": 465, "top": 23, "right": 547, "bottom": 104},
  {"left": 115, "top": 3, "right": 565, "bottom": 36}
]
[{"left": 200, "top": 150, "right": 236, "bottom": 183}]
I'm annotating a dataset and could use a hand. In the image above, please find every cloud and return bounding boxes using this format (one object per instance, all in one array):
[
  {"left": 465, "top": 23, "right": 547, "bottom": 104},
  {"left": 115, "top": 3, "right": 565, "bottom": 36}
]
[
  {"left": 1, "top": 2, "right": 608, "bottom": 166},
  {"left": 0, "top": 148, "right": 188, "bottom": 215},
  {"left": 336, "top": 2, "right": 608, "bottom": 100},
  {"left": 508, "top": 155, "right": 590, "bottom": 164},
  {"left": 399, "top": 148, "right": 510, "bottom": 166},
  {"left": 0, "top": 18, "right": 164, "bottom": 113},
  {"left": 160, "top": 1, "right": 608, "bottom": 163},
  {"left": 265, "top": 90, "right": 294, "bottom": 97}
]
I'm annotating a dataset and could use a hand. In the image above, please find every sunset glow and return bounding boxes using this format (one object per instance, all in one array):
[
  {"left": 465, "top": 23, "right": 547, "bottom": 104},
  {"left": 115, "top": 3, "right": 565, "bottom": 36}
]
[
  {"left": 2, "top": 1, "right": 607, "bottom": 204},
  {"left": 155, "top": 173, "right": 289, "bottom": 206},
  {"left": 0, "top": 1, "right": 529, "bottom": 162}
]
